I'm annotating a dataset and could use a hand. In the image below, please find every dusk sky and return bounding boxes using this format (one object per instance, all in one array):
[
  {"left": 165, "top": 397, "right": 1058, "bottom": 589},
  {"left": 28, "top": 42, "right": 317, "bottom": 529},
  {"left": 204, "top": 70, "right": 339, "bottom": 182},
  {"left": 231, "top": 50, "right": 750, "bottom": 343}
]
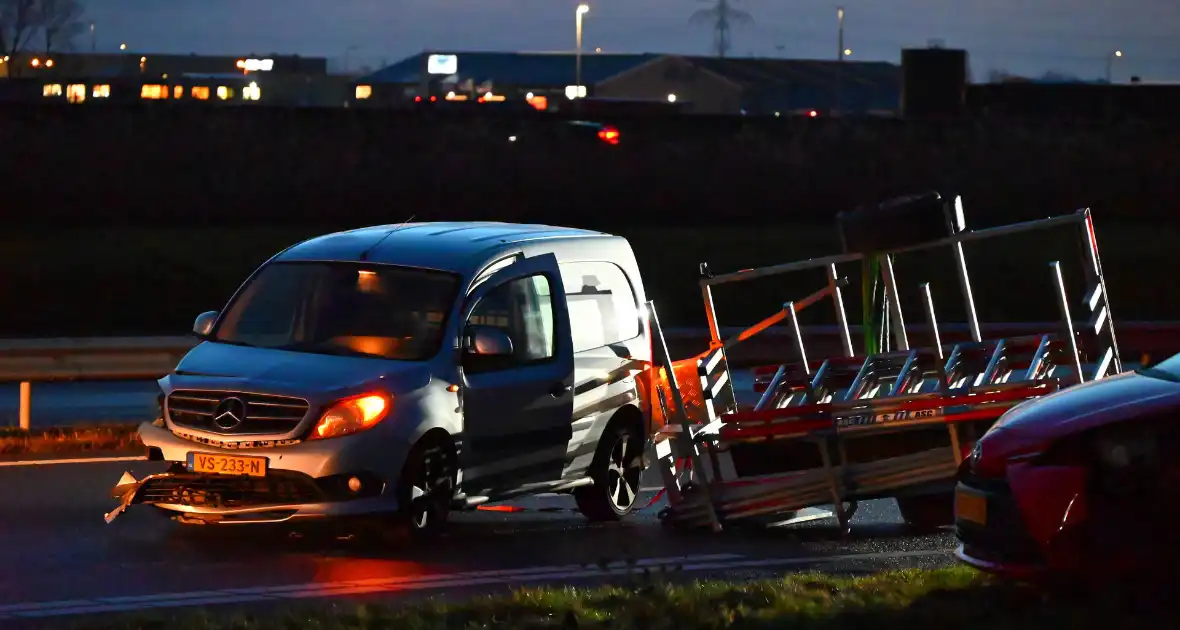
[{"left": 83, "top": 0, "right": 1179, "bottom": 81}]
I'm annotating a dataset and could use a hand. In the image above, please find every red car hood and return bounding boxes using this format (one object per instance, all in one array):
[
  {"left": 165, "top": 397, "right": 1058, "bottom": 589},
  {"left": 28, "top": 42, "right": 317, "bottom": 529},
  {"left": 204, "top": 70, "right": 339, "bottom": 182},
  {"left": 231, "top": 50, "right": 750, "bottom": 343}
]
[{"left": 988, "top": 370, "right": 1180, "bottom": 443}]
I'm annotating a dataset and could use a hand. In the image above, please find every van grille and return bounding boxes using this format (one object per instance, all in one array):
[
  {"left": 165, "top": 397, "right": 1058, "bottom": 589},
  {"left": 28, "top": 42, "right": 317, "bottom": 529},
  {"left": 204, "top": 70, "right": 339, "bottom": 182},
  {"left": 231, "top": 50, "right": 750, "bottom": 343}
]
[
  {"left": 135, "top": 472, "right": 323, "bottom": 508},
  {"left": 166, "top": 390, "right": 310, "bottom": 436}
]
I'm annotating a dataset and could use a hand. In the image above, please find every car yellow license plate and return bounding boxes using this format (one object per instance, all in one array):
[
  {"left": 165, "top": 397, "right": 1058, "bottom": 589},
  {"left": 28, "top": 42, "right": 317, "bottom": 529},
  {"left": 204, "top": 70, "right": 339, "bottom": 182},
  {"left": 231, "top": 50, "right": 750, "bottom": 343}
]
[
  {"left": 187, "top": 452, "right": 268, "bottom": 477},
  {"left": 955, "top": 488, "right": 986, "bottom": 526}
]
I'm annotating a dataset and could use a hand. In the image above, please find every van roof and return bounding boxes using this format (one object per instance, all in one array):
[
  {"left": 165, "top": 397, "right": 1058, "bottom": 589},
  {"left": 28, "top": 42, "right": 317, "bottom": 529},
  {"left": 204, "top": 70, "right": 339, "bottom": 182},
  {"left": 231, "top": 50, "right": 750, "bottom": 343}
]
[{"left": 277, "top": 221, "right": 615, "bottom": 275}]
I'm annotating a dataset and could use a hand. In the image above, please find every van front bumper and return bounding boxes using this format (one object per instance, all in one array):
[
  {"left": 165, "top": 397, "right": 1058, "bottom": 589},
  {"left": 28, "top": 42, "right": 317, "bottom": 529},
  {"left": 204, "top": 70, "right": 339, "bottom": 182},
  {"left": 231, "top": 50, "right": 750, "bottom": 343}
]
[{"left": 105, "top": 423, "right": 402, "bottom": 525}]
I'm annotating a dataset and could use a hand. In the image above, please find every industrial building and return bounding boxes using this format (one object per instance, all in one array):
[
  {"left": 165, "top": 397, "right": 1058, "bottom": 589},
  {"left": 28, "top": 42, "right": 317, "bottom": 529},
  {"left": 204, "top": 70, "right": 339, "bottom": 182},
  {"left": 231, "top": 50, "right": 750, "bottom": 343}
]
[
  {"left": 0, "top": 51, "right": 351, "bottom": 106},
  {"left": 352, "top": 50, "right": 902, "bottom": 115}
]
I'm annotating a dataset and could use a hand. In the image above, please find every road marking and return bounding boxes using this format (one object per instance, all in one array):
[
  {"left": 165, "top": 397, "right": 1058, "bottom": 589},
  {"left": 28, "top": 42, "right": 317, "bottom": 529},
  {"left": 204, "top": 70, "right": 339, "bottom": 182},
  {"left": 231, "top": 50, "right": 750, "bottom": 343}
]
[
  {"left": 0, "top": 455, "right": 146, "bottom": 467},
  {"left": 0, "top": 549, "right": 952, "bottom": 619}
]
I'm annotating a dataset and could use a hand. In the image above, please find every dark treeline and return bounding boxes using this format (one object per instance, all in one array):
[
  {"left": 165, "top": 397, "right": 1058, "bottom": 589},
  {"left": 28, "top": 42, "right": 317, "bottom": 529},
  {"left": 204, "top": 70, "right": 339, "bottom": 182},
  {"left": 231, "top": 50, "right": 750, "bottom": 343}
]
[{"left": 1, "top": 103, "right": 1178, "bottom": 229}]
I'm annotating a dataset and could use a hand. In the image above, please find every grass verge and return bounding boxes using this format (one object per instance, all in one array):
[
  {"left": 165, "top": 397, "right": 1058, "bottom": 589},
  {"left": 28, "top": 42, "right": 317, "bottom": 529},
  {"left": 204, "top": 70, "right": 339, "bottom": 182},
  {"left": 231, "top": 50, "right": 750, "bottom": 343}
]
[
  {"left": 0, "top": 423, "right": 143, "bottom": 458},
  {"left": 64, "top": 566, "right": 1173, "bottom": 629}
]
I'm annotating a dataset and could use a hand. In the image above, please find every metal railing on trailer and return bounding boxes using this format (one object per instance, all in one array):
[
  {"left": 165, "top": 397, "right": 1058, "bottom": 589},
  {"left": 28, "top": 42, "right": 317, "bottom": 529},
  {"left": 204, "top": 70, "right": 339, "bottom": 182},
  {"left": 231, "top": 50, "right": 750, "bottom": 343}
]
[{"left": 646, "top": 193, "right": 1121, "bottom": 534}]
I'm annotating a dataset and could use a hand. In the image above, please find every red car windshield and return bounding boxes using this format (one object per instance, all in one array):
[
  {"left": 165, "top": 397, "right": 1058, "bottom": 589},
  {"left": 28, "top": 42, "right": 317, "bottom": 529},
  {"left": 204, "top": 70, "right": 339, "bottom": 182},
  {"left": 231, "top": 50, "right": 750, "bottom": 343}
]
[{"left": 1137, "top": 354, "right": 1180, "bottom": 383}]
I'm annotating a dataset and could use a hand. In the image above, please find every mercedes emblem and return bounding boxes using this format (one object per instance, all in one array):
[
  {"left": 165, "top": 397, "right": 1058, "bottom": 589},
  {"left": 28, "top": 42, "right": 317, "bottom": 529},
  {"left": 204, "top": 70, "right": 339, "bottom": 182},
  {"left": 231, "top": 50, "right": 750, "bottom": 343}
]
[{"left": 212, "top": 397, "right": 247, "bottom": 430}]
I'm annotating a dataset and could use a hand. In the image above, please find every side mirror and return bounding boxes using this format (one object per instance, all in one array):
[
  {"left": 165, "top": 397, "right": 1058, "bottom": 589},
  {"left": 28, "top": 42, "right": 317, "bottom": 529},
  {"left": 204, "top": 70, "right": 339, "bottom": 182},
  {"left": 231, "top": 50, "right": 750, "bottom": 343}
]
[
  {"left": 463, "top": 325, "right": 514, "bottom": 356},
  {"left": 192, "top": 311, "right": 219, "bottom": 339}
]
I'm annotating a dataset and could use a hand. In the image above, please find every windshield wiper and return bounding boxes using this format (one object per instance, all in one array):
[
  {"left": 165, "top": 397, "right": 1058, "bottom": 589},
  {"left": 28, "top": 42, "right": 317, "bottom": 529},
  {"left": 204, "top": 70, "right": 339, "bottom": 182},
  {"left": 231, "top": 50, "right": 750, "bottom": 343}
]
[
  {"left": 212, "top": 339, "right": 257, "bottom": 348},
  {"left": 274, "top": 343, "right": 379, "bottom": 359}
]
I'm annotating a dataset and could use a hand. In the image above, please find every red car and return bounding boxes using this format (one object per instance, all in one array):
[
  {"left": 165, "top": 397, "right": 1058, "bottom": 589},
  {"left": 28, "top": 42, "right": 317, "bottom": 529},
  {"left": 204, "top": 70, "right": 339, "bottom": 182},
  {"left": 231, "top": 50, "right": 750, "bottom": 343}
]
[{"left": 954, "top": 355, "right": 1180, "bottom": 582}]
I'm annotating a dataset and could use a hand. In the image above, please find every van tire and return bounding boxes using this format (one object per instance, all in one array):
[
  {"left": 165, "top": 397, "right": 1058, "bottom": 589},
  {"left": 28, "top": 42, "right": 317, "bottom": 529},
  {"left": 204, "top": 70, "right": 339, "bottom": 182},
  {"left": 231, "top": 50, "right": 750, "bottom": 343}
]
[
  {"left": 575, "top": 420, "right": 644, "bottom": 522},
  {"left": 392, "top": 433, "right": 456, "bottom": 540}
]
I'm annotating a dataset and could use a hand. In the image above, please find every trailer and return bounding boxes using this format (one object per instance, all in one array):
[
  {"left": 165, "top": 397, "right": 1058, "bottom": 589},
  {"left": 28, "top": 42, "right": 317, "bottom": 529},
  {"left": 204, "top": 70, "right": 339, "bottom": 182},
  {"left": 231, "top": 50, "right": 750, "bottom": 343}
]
[{"left": 644, "top": 192, "right": 1120, "bottom": 533}]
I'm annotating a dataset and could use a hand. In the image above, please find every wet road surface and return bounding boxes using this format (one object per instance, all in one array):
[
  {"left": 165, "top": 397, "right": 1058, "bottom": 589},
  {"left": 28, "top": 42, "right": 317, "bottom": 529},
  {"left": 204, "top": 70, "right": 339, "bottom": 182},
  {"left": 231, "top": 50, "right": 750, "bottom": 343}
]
[{"left": 0, "top": 460, "right": 956, "bottom": 621}]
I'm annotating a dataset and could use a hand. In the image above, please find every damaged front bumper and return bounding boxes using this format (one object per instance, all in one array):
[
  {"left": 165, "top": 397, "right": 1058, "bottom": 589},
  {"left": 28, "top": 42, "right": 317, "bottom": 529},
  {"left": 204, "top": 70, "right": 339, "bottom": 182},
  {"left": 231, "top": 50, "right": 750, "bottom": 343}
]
[
  {"left": 104, "top": 423, "right": 399, "bottom": 525},
  {"left": 105, "top": 467, "right": 400, "bottom": 525}
]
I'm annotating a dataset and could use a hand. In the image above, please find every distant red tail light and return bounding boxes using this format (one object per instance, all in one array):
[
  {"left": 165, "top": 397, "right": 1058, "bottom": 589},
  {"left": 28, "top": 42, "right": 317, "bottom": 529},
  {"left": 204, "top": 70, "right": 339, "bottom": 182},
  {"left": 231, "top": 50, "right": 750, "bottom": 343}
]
[{"left": 597, "top": 126, "right": 620, "bottom": 145}]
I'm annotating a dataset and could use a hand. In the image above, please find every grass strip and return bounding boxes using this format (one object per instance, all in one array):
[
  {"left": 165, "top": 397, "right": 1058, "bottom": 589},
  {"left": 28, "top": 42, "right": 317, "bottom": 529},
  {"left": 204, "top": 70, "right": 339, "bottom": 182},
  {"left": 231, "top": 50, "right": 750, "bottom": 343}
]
[
  {"left": 65, "top": 566, "right": 1173, "bottom": 629},
  {"left": 0, "top": 423, "right": 143, "bottom": 457}
]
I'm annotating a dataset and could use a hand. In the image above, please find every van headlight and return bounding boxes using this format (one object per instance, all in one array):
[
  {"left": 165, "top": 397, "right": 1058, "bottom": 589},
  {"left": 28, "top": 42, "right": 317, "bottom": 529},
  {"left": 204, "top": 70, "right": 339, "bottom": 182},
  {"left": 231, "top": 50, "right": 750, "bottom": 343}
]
[{"left": 309, "top": 393, "right": 392, "bottom": 440}]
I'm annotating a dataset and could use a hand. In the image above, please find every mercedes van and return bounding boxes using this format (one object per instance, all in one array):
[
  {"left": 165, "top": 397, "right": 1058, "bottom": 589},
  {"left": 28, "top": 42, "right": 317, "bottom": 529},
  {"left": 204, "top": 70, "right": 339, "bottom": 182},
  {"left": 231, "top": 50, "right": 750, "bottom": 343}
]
[{"left": 106, "top": 222, "right": 655, "bottom": 537}]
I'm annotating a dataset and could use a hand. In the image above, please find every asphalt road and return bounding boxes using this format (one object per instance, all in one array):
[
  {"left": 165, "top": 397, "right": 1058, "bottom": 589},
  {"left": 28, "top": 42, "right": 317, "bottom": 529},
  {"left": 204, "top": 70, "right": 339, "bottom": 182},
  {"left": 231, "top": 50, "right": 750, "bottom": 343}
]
[
  {"left": 0, "top": 369, "right": 963, "bottom": 621},
  {"left": 0, "top": 460, "right": 957, "bottom": 622}
]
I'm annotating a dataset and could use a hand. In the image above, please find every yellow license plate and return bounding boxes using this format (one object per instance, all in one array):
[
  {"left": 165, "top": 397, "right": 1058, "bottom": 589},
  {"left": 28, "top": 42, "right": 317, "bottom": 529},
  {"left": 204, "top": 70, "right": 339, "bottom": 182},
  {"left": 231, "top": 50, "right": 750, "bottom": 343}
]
[
  {"left": 955, "top": 488, "right": 987, "bottom": 526},
  {"left": 187, "top": 452, "right": 268, "bottom": 477}
]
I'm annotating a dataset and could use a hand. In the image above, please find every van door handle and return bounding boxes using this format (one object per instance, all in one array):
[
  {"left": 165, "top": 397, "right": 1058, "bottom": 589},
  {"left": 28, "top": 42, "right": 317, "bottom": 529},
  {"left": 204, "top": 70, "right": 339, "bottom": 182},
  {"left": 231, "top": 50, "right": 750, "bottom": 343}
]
[{"left": 550, "top": 383, "right": 572, "bottom": 397}]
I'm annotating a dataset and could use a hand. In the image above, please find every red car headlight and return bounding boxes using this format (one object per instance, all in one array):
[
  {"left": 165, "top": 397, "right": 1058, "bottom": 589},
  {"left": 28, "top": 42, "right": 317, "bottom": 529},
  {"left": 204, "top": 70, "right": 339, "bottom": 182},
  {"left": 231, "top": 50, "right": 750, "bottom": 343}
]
[{"left": 1035, "top": 422, "right": 1159, "bottom": 471}]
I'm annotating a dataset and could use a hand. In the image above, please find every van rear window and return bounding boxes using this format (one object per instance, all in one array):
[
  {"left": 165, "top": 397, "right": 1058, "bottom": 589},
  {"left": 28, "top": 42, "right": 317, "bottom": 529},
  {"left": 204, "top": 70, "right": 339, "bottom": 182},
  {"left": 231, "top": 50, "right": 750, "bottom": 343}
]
[{"left": 559, "top": 261, "right": 640, "bottom": 353}]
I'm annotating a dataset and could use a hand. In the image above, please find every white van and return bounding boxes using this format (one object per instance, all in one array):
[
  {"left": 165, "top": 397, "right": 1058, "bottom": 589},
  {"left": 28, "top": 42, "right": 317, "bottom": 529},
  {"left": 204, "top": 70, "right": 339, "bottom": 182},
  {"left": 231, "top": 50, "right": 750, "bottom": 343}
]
[{"left": 109, "top": 222, "right": 655, "bottom": 538}]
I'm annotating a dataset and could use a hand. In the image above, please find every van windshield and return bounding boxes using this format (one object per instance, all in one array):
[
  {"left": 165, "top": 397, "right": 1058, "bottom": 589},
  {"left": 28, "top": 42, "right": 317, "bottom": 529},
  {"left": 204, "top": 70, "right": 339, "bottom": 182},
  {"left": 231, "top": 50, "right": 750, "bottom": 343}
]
[{"left": 213, "top": 262, "right": 460, "bottom": 361}]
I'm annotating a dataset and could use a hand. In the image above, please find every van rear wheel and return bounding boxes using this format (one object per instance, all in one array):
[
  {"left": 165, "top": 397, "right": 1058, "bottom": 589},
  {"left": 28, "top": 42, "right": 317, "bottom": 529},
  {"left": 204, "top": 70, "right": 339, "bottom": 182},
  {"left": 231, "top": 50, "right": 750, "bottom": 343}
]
[{"left": 575, "top": 422, "right": 644, "bottom": 522}]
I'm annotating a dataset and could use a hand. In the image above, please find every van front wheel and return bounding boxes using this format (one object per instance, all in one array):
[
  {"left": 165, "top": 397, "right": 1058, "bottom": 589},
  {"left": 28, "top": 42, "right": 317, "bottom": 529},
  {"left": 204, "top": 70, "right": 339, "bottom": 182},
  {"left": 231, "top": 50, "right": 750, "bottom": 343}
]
[
  {"left": 393, "top": 434, "right": 456, "bottom": 540},
  {"left": 575, "top": 422, "right": 643, "bottom": 522}
]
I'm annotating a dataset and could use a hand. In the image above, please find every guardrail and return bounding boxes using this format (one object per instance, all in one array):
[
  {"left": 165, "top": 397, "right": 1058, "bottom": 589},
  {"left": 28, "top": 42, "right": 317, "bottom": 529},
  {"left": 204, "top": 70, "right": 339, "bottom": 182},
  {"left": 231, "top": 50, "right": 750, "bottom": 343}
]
[{"left": 3, "top": 322, "right": 1178, "bottom": 429}]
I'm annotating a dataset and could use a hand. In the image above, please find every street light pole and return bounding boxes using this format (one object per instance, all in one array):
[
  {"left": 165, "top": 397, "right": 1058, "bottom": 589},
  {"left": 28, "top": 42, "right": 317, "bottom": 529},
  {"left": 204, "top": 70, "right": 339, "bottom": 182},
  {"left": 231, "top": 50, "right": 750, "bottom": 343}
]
[
  {"left": 837, "top": 6, "right": 844, "bottom": 61},
  {"left": 835, "top": 6, "right": 845, "bottom": 116},
  {"left": 576, "top": 4, "right": 589, "bottom": 96},
  {"left": 1105, "top": 49, "right": 1123, "bottom": 83}
]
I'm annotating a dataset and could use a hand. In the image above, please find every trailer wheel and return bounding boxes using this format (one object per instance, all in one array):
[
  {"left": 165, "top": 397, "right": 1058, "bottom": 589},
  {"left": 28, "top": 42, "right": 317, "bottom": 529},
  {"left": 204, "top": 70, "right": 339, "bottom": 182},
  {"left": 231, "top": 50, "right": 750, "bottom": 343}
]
[
  {"left": 896, "top": 492, "right": 955, "bottom": 531},
  {"left": 575, "top": 420, "right": 644, "bottom": 522}
]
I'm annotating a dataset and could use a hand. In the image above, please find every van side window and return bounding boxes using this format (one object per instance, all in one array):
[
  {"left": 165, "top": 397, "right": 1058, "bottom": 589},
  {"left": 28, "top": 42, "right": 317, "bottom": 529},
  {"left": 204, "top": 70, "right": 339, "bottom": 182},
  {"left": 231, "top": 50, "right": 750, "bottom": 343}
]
[
  {"left": 466, "top": 274, "right": 555, "bottom": 371},
  {"left": 559, "top": 262, "right": 640, "bottom": 353}
]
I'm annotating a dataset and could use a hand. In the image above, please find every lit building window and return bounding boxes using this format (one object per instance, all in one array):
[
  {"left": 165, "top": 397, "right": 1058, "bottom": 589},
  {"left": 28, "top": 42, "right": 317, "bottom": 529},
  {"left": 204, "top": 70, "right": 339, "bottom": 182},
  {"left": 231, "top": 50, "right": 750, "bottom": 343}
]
[
  {"left": 355, "top": 85, "right": 372, "bottom": 100},
  {"left": 140, "top": 84, "right": 168, "bottom": 100},
  {"left": 42, "top": 83, "right": 62, "bottom": 97},
  {"left": 92, "top": 84, "right": 111, "bottom": 98},
  {"left": 216, "top": 86, "right": 230, "bottom": 100},
  {"left": 192, "top": 86, "right": 210, "bottom": 100},
  {"left": 66, "top": 84, "right": 86, "bottom": 103},
  {"left": 173, "top": 85, "right": 184, "bottom": 99},
  {"left": 242, "top": 81, "right": 261, "bottom": 101}
]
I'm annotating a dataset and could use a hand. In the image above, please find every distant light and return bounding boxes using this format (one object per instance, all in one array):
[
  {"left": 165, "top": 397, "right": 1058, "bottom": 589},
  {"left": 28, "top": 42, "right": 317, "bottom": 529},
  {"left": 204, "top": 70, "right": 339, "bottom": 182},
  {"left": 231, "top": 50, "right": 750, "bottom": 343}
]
[
  {"left": 595, "top": 47, "right": 602, "bottom": 53},
  {"left": 1114, "top": 50, "right": 1123, "bottom": 57},
  {"left": 809, "top": 110, "right": 818, "bottom": 117},
  {"left": 843, "top": 48, "right": 852, "bottom": 57},
  {"left": 447, "top": 91, "right": 456, "bottom": 99},
  {"left": 426, "top": 54, "right": 457, "bottom": 75},
  {"left": 526, "top": 91, "right": 534, "bottom": 99},
  {"left": 508, "top": 135, "right": 517, "bottom": 142},
  {"left": 236, "top": 58, "right": 273, "bottom": 72},
  {"left": 119, "top": 43, "right": 126, "bottom": 50},
  {"left": 667, "top": 93, "right": 677, "bottom": 102},
  {"left": 30, "top": 58, "right": 40, "bottom": 67},
  {"left": 577, "top": 4, "right": 590, "bottom": 15},
  {"left": 140, "top": 56, "right": 146, "bottom": 62},
  {"left": 774, "top": 111, "right": 780, "bottom": 117}
]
